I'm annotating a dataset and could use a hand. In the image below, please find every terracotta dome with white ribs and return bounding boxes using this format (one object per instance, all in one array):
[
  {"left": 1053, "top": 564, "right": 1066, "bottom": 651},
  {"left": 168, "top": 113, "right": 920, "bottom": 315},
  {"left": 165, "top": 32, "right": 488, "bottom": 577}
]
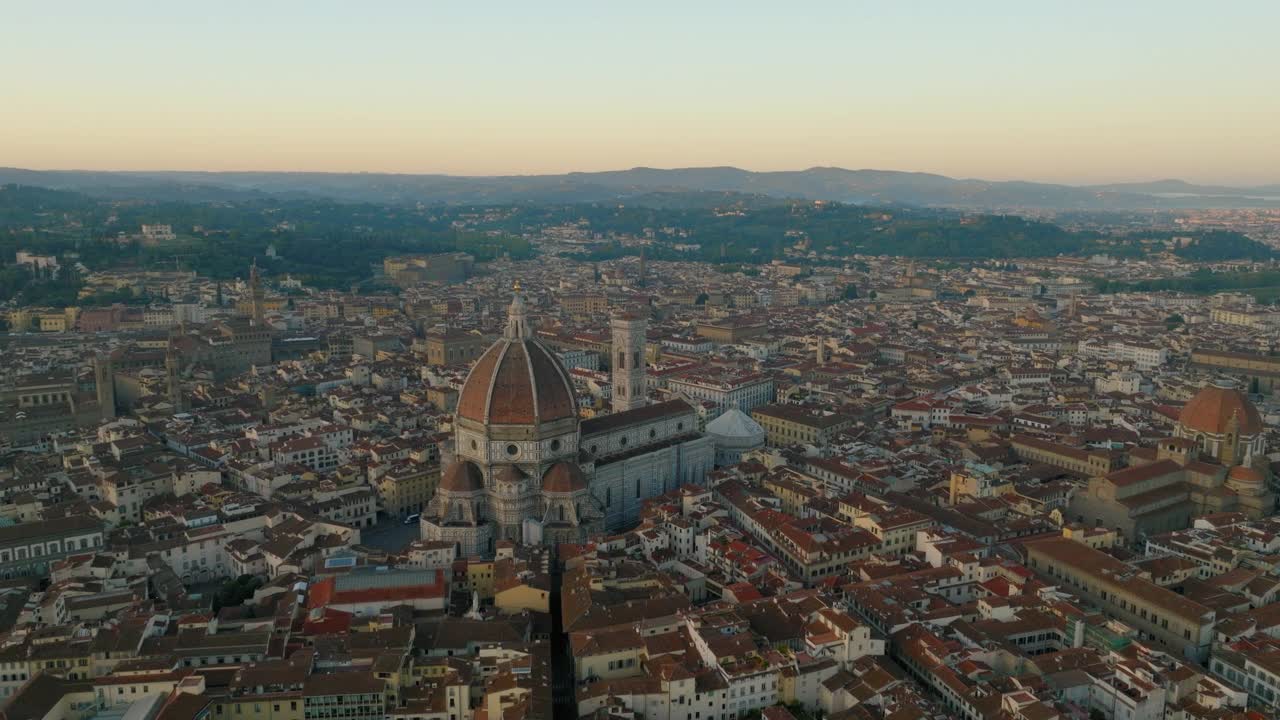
[{"left": 456, "top": 292, "right": 577, "bottom": 426}]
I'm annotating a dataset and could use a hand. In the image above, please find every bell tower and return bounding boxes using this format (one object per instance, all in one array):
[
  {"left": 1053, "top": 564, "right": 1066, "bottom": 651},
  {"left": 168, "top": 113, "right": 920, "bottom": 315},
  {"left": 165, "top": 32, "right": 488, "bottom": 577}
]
[
  {"left": 166, "top": 347, "right": 184, "bottom": 413},
  {"left": 249, "top": 260, "right": 265, "bottom": 326},
  {"left": 94, "top": 352, "right": 116, "bottom": 421},
  {"left": 611, "top": 309, "right": 647, "bottom": 414}
]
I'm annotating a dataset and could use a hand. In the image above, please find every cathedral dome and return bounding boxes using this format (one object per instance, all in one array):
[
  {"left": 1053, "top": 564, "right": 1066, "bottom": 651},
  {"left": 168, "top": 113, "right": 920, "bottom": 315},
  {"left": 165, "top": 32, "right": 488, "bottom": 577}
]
[
  {"left": 542, "top": 462, "right": 588, "bottom": 494},
  {"left": 1178, "top": 384, "right": 1262, "bottom": 436},
  {"left": 456, "top": 292, "right": 578, "bottom": 426},
  {"left": 440, "top": 460, "right": 485, "bottom": 493}
]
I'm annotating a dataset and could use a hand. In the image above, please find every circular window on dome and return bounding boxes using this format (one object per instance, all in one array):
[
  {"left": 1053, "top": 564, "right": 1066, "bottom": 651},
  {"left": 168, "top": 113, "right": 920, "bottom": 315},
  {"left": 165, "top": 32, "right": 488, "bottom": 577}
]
[
  {"left": 550, "top": 439, "right": 562, "bottom": 452},
  {"left": 470, "top": 439, "right": 478, "bottom": 450},
  {"left": 649, "top": 429, "right": 656, "bottom": 439},
  {"left": 620, "top": 437, "right": 628, "bottom": 447},
  {"left": 677, "top": 422, "right": 684, "bottom": 431},
  {"left": 506, "top": 444, "right": 519, "bottom": 457},
  {"left": 590, "top": 444, "right": 598, "bottom": 454}
]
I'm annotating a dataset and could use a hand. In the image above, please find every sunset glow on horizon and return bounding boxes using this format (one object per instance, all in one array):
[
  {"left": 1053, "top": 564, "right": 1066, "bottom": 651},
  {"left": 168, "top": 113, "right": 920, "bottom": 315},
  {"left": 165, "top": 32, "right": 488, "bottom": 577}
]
[{"left": 3, "top": 1, "right": 1278, "bottom": 186}]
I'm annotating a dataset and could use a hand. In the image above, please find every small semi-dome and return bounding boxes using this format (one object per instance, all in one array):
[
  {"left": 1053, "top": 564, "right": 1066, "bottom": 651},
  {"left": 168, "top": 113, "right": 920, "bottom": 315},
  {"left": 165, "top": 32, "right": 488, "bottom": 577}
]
[
  {"left": 494, "top": 465, "right": 525, "bottom": 485},
  {"left": 1179, "top": 384, "right": 1262, "bottom": 436},
  {"left": 1228, "top": 465, "right": 1264, "bottom": 485},
  {"left": 542, "top": 461, "right": 588, "bottom": 493},
  {"left": 440, "top": 460, "right": 485, "bottom": 493}
]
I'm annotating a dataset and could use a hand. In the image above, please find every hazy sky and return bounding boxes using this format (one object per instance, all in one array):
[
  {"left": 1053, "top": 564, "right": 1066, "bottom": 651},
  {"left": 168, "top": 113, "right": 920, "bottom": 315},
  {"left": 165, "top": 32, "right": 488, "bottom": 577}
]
[{"left": 3, "top": 1, "right": 1277, "bottom": 184}]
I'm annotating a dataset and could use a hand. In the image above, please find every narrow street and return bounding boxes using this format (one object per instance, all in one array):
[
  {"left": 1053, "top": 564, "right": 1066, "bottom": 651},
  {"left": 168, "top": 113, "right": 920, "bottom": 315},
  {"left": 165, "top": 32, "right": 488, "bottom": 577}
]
[{"left": 549, "top": 559, "right": 574, "bottom": 720}]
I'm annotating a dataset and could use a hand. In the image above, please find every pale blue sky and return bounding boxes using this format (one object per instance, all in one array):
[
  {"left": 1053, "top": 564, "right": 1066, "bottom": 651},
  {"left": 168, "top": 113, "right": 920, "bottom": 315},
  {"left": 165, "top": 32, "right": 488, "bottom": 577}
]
[{"left": 3, "top": 1, "right": 1277, "bottom": 184}]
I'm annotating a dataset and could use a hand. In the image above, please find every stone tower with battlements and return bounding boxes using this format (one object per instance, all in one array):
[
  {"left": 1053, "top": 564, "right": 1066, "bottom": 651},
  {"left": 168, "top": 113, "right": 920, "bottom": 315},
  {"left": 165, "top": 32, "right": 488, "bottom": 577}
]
[
  {"left": 249, "top": 260, "right": 265, "bottom": 326},
  {"left": 94, "top": 352, "right": 116, "bottom": 421}
]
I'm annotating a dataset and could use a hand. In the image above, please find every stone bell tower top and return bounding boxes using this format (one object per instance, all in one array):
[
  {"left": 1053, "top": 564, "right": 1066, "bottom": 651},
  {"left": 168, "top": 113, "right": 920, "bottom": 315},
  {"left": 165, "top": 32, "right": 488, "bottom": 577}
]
[{"left": 611, "top": 309, "right": 648, "bottom": 414}]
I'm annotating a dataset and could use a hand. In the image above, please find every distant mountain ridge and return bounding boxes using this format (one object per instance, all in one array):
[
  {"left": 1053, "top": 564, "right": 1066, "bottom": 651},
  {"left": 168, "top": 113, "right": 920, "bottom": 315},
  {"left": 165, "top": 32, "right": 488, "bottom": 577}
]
[{"left": 1, "top": 165, "right": 1277, "bottom": 210}]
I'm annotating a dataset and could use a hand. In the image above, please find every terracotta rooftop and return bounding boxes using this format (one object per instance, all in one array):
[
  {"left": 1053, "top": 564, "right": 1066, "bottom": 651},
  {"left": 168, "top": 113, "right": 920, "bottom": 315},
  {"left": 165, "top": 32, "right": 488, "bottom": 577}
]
[{"left": 1106, "top": 459, "right": 1181, "bottom": 487}]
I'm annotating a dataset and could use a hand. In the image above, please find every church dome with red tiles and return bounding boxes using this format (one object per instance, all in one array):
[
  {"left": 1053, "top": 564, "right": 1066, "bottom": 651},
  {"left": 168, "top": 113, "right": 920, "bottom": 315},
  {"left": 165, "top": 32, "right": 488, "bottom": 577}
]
[
  {"left": 542, "top": 461, "right": 588, "bottom": 494},
  {"left": 1178, "top": 383, "right": 1262, "bottom": 436},
  {"left": 439, "top": 460, "right": 485, "bottom": 493},
  {"left": 494, "top": 465, "right": 525, "bottom": 485},
  {"left": 456, "top": 292, "right": 577, "bottom": 427}
]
